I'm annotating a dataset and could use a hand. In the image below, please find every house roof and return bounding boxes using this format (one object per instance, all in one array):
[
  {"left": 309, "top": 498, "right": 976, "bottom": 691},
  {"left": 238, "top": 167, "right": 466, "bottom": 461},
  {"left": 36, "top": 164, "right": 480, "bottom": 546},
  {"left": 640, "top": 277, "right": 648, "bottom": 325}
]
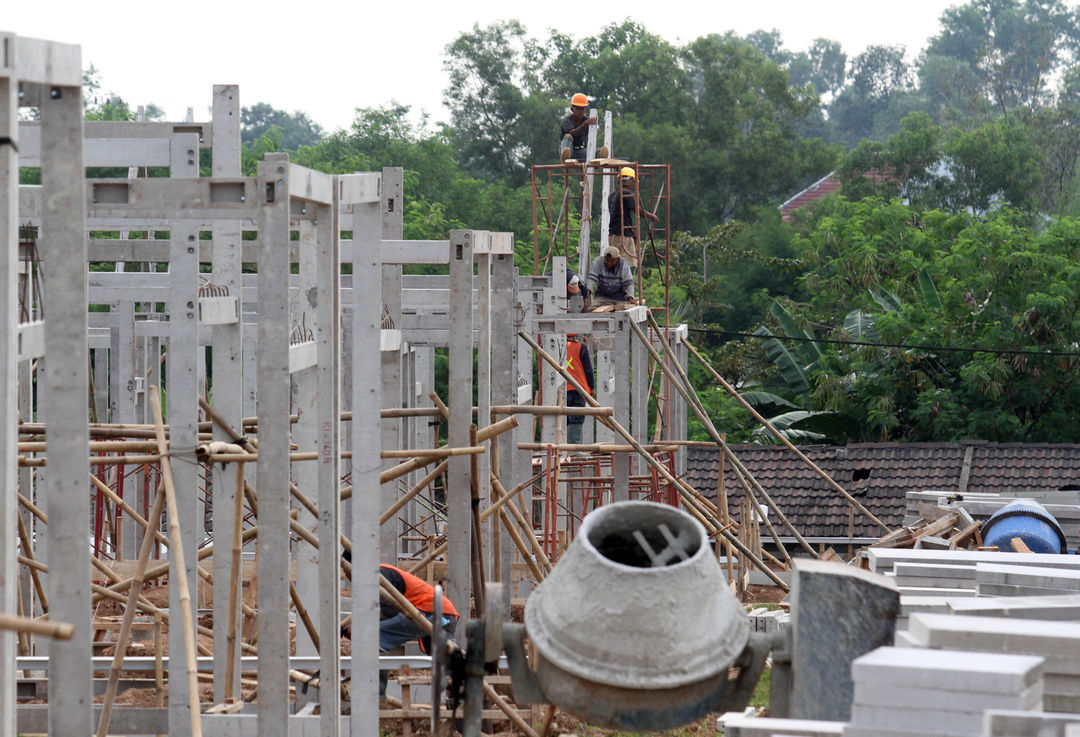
[
  {"left": 684, "top": 442, "right": 1080, "bottom": 539},
  {"left": 778, "top": 171, "right": 839, "bottom": 222}
]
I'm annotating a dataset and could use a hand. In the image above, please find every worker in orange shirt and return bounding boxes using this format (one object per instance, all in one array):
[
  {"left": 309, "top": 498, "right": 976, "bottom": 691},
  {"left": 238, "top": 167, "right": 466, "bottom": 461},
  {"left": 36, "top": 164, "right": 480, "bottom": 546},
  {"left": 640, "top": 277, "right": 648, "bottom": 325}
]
[
  {"left": 379, "top": 563, "right": 459, "bottom": 653},
  {"left": 565, "top": 334, "right": 594, "bottom": 445}
]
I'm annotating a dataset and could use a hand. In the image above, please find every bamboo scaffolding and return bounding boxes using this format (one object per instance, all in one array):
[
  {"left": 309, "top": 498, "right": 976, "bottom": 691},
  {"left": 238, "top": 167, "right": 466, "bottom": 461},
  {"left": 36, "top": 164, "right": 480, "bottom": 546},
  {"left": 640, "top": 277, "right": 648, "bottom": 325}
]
[
  {"left": 95, "top": 481, "right": 168, "bottom": 737},
  {"left": 631, "top": 314, "right": 810, "bottom": 563},
  {"left": 149, "top": 385, "right": 203, "bottom": 737},
  {"left": 519, "top": 330, "right": 790, "bottom": 591},
  {"left": 683, "top": 337, "right": 890, "bottom": 533}
]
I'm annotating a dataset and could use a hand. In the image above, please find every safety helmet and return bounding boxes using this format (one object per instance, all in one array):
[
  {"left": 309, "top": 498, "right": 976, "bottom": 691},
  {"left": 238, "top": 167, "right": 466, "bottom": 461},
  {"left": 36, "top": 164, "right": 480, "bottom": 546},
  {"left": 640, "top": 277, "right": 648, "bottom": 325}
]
[
  {"left": 620, "top": 167, "right": 636, "bottom": 179},
  {"left": 571, "top": 93, "right": 588, "bottom": 107}
]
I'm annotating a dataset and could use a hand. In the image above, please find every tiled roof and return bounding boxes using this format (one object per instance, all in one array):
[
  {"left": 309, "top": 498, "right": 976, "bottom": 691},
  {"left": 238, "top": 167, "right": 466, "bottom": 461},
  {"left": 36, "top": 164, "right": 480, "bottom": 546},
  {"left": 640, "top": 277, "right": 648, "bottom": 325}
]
[
  {"left": 684, "top": 442, "right": 1080, "bottom": 539},
  {"left": 779, "top": 172, "right": 840, "bottom": 222}
]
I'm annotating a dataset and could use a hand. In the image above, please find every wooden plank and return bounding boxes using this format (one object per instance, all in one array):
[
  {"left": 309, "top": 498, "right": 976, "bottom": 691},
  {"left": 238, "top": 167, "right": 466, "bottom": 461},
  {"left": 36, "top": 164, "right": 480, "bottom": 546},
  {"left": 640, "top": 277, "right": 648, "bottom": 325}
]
[{"left": 1011, "top": 537, "right": 1033, "bottom": 553}]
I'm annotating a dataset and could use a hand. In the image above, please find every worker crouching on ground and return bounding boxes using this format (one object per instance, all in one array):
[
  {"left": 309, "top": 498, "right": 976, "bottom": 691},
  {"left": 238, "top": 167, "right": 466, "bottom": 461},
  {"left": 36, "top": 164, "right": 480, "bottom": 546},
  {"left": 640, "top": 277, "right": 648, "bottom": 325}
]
[
  {"left": 608, "top": 167, "right": 659, "bottom": 269},
  {"left": 565, "top": 334, "right": 594, "bottom": 444},
  {"left": 586, "top": 245, "right": 637, "bottom": 311},
  {"left": 378, "top": 563, "right": 459, "bottom": 698}
]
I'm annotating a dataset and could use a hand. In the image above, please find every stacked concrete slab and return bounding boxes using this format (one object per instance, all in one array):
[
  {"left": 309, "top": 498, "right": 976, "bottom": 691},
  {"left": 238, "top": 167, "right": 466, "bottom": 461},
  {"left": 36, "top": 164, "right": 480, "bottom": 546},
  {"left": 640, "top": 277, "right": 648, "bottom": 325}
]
[
  {"left": 721, "top": 716, "right": 843, "bottom": 736},
  {"left": 865, "top": 549, "right": 1080, "bottom": 577},
  {"left": 906, "top": 612, "right": 1080, "bottom": 712},
  {"left": 748, "top": 607, "right": 790, "bottom": 634},
  {"left": 982, "top": 709, "right": 1080, "bottom": 736},
  {"left": 843, "top": 647, "right": 1044, "bottom": 737},
  {"left": 948, "top": 593, "right": 1080, "bottom": 621},
  {"left": 977, "top": 562, "right": 1080, "bottom": 597}
]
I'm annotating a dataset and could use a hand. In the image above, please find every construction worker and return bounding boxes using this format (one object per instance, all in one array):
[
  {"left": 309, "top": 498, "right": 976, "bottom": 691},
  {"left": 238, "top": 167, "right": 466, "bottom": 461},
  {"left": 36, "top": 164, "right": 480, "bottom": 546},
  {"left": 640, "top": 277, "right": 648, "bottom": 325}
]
[
  {"left": 378, "top": 563, "right": 459, "bottom": 653},
  {"left": 608, "top": 167, "right": 659, "bottom": 269},
  {"left": 567, "top": 269, "right": 592, "bottom": 313},
  {"left": 560, "top": 93, "right": 597, "bottom": 162},
  {"left": 565, "top": 334, "right": 594, "bottom": 444},
  {"left": 586, "top": 245, "right": 636, "bottom": 311}
]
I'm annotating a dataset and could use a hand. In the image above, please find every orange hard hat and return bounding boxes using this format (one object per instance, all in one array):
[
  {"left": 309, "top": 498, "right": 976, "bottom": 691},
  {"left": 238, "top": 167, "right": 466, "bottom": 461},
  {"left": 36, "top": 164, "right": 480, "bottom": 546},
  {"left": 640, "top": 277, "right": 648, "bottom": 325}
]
[{"left": 571, "top": 93, "right": 588, "bottom": 107}]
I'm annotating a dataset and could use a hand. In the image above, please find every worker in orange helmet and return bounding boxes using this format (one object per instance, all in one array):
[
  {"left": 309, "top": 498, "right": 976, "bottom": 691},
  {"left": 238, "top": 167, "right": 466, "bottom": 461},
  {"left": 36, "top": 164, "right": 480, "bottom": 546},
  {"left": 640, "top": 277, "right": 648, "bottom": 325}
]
[{"left": 560, "top": 93, "right": 597, "bottom": 162}]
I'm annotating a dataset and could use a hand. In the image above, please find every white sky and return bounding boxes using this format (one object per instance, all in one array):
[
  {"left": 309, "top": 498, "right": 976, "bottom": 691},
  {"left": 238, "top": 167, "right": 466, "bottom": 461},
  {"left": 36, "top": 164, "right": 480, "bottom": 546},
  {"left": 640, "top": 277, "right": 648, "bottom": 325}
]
[{"left": 9, "top": 0, "right": 961, "bottom": 133}]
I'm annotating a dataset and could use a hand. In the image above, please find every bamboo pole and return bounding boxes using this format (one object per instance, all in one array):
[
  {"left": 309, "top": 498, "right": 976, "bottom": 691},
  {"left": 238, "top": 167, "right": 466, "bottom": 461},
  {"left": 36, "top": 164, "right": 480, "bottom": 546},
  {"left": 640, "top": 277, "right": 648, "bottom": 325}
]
[
  {"left": 401, "top": 472, "right": 545, "bottom": 579},
  {"left": 95, "top": 482, "right": 168, "bottom": 737},
  {"left": 149, "top": 385, "right": 203, "bottom": 737},
  {"left": 683, "top": 337, "right": 890, "bottom": 532},
  {"left": 381, "top": 462, "right": 449, "bottom": 526},
  {"left": 224, "top": 461, "right": 246, "bottom": 702},
  {"left": 0, "top": 613, "right": 73, "bottom": 640},
  {"left": 490, "top": 405, "right": 614, "bottom": 417},
  {"left": 519, "top": 330, "right": 790, "bottom": 591},
  {"left": 517, "top": 442, "right": 679, "bottom": 453},
  {"left": 631, "top": 315, "right": 807, "bottom": 562}
]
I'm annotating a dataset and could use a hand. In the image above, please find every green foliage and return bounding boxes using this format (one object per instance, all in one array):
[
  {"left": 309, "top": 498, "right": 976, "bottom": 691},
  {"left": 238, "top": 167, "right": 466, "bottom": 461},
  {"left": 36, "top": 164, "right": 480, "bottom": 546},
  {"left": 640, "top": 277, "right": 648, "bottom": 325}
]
[
  {"left": 770, "top": 199, "right": 1080, "bottom": 442},
  {"left": 241, "top": 102, "right": 324, "bottom": 150}
]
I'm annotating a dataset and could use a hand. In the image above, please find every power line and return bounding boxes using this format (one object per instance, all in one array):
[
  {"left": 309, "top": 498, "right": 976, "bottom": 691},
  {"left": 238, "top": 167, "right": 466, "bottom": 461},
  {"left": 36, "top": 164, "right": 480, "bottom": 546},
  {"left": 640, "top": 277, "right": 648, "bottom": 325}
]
[{"left": 688, "top": 327, "right": 1080, "bottom": 359}]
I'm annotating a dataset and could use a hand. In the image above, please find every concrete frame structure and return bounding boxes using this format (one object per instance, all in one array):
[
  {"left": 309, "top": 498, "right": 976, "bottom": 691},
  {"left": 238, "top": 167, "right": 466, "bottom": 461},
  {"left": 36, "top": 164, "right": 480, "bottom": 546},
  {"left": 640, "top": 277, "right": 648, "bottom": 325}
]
[{"left": 0, "top": 33, "right": 688, "bottom": 737}]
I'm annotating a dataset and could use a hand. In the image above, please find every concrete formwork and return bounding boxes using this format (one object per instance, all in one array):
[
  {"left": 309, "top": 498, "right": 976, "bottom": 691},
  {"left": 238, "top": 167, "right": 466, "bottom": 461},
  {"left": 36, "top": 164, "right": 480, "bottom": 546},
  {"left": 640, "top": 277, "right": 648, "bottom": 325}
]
[{"left": 1, "top": 34, "right": 689, "bottom": 737}]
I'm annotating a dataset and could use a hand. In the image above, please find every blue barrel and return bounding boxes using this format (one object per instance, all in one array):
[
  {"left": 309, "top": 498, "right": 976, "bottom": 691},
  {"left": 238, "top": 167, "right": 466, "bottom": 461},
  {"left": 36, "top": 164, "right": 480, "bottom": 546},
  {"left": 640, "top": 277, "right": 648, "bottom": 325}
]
[{"left": 981, "top": 499, "right": 1068, "bottom": 554}]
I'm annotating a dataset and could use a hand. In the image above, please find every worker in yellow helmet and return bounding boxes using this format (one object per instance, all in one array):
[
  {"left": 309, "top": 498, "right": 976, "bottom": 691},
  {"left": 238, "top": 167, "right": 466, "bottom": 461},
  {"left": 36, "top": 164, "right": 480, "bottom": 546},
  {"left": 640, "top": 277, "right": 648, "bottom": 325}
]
[
  {"left": 608, "top": 167, "right": 658, "bottom": 269},
  {"left": 560, "top": 92, "right": 597, "bottom": 162}
]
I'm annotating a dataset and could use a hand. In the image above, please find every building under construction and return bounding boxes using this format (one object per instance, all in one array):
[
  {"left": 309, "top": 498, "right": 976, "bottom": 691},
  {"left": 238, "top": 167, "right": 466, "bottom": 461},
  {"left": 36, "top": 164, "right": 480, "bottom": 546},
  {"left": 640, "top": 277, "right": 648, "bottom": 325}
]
[{"left": 8, "top": 30, "right": 1080, "bottom": 737}]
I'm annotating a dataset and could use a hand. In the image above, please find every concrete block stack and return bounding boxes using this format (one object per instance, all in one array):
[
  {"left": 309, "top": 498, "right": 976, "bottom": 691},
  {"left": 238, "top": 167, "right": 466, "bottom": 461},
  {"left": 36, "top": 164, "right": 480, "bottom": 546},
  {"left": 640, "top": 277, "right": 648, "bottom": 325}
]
[
  {"left": 906, "top": 612, "right": 1080, "bottom": 712},
  {"left": 982, "top": 709, "right": 1080, "bottom": 736},
  {"left": 721, "top": 716, "right": 844, "bottom": 737},
  {"left": 865, "top": 549, "right": 1080, "bottom": 577},
  {"left": 976, "top": 562, "right": 1080, "bottom": 598},
  {"left": 948, "top": 593, "right": 1080, "bottom": 621},
  {"left": 748, "top": 607, "right": 790, "bottom": 634},
  {"left": 842, "top": 647, "right": 1044, "bottom": 737}
]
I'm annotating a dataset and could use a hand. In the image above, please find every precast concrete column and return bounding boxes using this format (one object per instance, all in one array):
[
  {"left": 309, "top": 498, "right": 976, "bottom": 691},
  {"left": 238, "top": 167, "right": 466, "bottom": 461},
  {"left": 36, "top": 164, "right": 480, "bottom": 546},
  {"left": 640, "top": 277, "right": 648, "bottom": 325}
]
[
  {"left": 40, "top": 70, "right": 92, "bottom": 737},
  {"left": 255, "top": 153, "right": 292, "bottom": 737},
  {"left": 345, "top": 171, "right": 383, "bottom": 737},
  {"left": 447, "top": 230, "right": 474, "bottom": 636},
  {"left": 631, "top": 316, "right": 648, "bottom": 456},
  {"left": 474, "top": 233, "right": 493, "bottom": 575},
  {"left": 489, "top": 237, "right": 517, "bottom": 592},
  {"left": 380, "top": 168, "right": 403, "bottom": 563},
  {"left": 313, "top": 191, "right": 341, "bottom": 736},
  {"left": 613, "top": 314, "right": 631, "bottom": 502},
  {"left": 168, "top": 217, "right": 202, "bottom": 736},
  {"left": 293, "top": 219, "right": 320, "bottom": 659},
  {"left": 0, "top": 37, "right": 20, "bottom": 737},
  {"left": 210, "top": 84, "right": 244, "bottom": 703}
]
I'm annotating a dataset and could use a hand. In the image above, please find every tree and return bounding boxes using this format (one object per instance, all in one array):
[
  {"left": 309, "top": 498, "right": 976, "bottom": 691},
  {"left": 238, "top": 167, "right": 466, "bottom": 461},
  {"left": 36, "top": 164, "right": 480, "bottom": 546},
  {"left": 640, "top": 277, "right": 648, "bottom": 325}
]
[
  {"left": 925, "top": 0, "right": 1080, "bottom": 113},
  {"left": 788, "top": 39, "right": 848, "bottom": 100},
  {"left": 941, "top": 116, "right": 1043, "bottom": 215},
  {"left": 828, "top": 45, "right": 915, "bottom": 145},
  {"left": 443, "top": 21, "right": 556, "bottom": 185},
  {"left": 681, "top": 34, "right": 839, "bottom": 224},
  {"left": 241, "top": 102, "right": 324, "bottom": 150},
  {"left": 767, "top": 200, "right": 1080, "bottom": 442}
]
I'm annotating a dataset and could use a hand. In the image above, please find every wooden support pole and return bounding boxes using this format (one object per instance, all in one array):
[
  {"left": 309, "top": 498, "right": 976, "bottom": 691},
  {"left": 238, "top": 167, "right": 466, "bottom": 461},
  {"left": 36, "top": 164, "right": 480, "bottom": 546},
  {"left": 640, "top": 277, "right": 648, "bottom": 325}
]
[
  {"left": 149, "top": 385, "right": 202, "bottom": 737},
  {"left": 683, "top": 337, "right": 890, "bottom": 533},
  {"left": 95, "top": 482, "right": 168, "bottom": 737}
]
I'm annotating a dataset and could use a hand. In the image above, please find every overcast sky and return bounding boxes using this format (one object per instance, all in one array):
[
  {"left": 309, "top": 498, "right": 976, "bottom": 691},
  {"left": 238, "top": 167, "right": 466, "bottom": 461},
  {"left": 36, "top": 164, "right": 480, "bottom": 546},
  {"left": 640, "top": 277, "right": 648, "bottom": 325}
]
[{"left": 10, "top": 0, "right": 961, "bottom": 133}]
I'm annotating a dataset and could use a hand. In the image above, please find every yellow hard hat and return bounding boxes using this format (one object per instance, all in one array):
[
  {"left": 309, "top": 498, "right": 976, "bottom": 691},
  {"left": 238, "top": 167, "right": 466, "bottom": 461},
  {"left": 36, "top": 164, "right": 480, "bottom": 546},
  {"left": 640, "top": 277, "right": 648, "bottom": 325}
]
[
  {"left": 620, "top": 167, "right": 636, "bottom": 179},
  {"left": 571, "top": 93, "right": 588, "bottom": 107}
]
